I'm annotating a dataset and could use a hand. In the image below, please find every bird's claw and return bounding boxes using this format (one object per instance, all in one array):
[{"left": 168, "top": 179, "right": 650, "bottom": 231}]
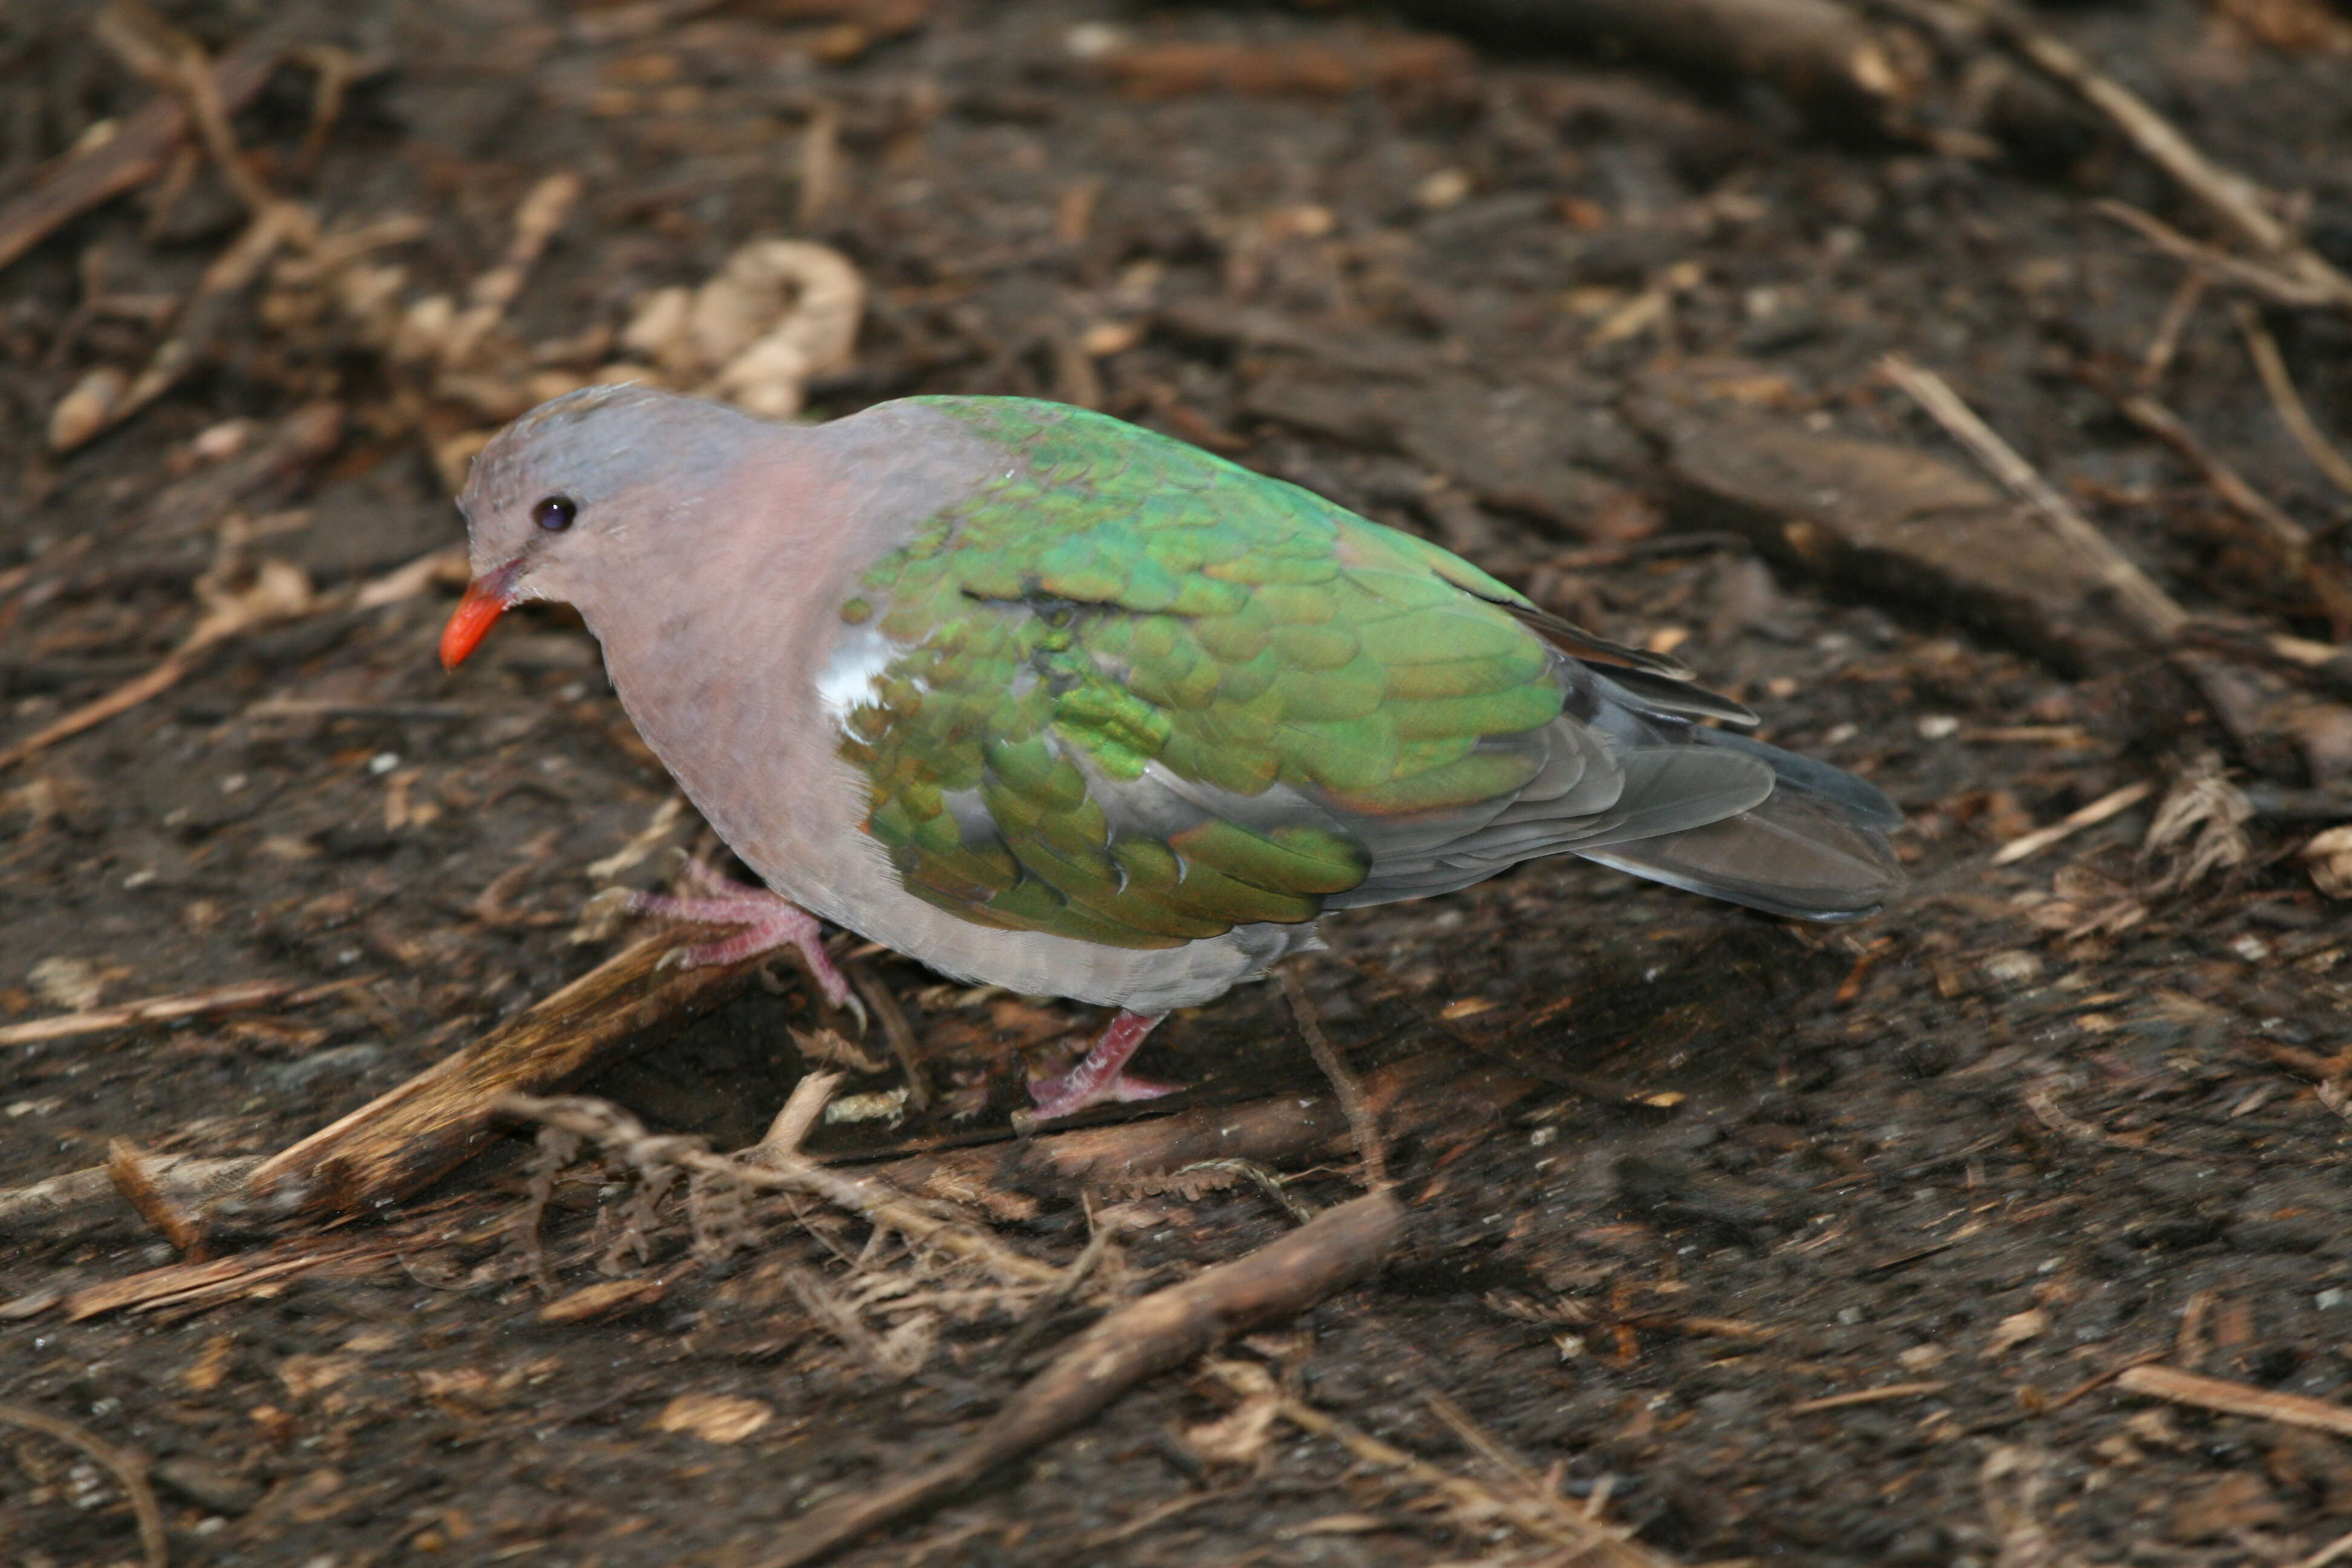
[{"left": 832, "top": 981, "right": 869, "bottom": 1038}]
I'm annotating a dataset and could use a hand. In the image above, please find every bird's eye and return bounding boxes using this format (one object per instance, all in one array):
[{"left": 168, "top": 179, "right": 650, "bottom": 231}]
[{"left": 532, "top": 495, "right": 578, "bottom": 532}]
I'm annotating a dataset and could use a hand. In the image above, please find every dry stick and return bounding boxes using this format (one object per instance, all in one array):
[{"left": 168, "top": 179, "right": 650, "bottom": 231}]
[
  {"left": 106, "top": 1137, "right": 209, "bottom": 1261},
  {"left": 64, "top": 1235, "right": 391, "bottom": 1322},
  {"left": 1956, "top": 0, "right": 2352, "bottom": 312},
  {"left": 2137, "top": 267, "right": 2209, "bottom": 390},
  {"left": 2025, "top": 1078, "right": 2215, "bottom": 1162},
  {"left": 760, "top": 1190, "right": 1403, "bottom": 1568},
  {"left": 2099, "top": 200, "right": 2344, "bottom": 313},
  {"left": 2115, "top": 392, "right": 2311, "bottom": 563},
  {"left": 755, "top": 1070, "right": 846, "bottom": 1163},
  {"left": 500, "top": 1093, "right": 1062, "bottom": 1288},
  {"left": 54, "top": 196, "right": 316, "bottom": 451},
  {"left": 1785, "top": 1382, "right": 1949, "bottom": 1416},
  {"left": 1989, "top": 780, "right": 2156, "bottom": 866},
  {"left": 0, "top": 1155, "right": 258, "bottom": 1239},
  {"left": 2118, "top": 1364, "right": 2352, "bottom": 1440},
  {"left": 0, "top": 1400, "right": 169, "bottom": 1568},
  {"left": 93, "top": 2, "right": 273, "bottom": 215},
  {"left": 848, "top": 964, "right": 930, "bottom": 1111},
  {"left": 2236, "top": 300, "right": 2352, "bottom": 501},
  {"left": 1278, "top": 965, "right": 1388, "bottom": 1190},
  {"left": 0, "top": 520, "right": 456, "bottom": 773},
  {"left": 1882, "top": 355, "right": 2188, "bottom": 641},
  {"left": 2303, "top": 1526, "right": 2352, "bottom": 1568},
  {"left": 0, "top": 641, "right": 209, "bottom": 771},
  {"left": 238, "top": 933, "right": 766, "bottom": 1217},
  {"left": 0, "top": 977, "right": 298, "bottom": 1048},
  {"left": 436, "top": 172, "right": 583, "bottom": 368},
  {"left": 0, "top": 43, "right": 279, "bottom": 275},
  {"left": 1210, "top": 1363, "right": 1681, "bottom": 1567}
]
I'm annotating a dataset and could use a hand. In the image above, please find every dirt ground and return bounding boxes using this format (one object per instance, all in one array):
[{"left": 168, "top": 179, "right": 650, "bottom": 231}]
[{"left": 6, "top": 1, "right": 2352, "bottom": 1564}]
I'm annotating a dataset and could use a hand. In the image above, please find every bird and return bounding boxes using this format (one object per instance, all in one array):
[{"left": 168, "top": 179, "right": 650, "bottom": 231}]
[{"left": 440, "top": 384, "right": 1901, "bottom": 1120}]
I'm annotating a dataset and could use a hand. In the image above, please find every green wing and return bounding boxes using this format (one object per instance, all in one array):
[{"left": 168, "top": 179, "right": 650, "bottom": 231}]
[{"left": 834, "top": 397, "right": 1572, "bottom": 950}]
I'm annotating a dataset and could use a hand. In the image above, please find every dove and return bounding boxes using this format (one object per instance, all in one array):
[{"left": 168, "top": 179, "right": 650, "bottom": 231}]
[{"left": 441, "top": 385, "right": 1900, "bottom": 1120}]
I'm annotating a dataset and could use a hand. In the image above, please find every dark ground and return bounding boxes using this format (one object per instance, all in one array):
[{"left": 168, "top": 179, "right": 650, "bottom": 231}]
[{"left": 6, "top": 1, "right": 2352, "bottom": 1564}]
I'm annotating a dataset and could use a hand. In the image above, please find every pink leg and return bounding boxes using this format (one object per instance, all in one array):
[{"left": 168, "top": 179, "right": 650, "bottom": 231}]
[
  {"left": 627, "top": 862, "right": 858, "bottom": 1021},
  {"left": 1027, "top": 1010, "right": 1179, "bottom": 1120}
]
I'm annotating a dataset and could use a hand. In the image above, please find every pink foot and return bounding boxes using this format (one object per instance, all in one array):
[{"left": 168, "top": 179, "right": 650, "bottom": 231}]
[
  {"left": 1027, "top": 1010, "right": 1178, "bottom": 1121},
  {"left": 627, "top": 861, "right": 861, "bottom": 1025}
]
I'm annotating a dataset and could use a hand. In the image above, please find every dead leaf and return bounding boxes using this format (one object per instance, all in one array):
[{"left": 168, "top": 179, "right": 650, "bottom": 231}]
[
  {"left": 2302, "top": 825, "right": 2352, "bottom": 898},
  {"left": 1983, "top": 1308, "right": 2047, "bottom": 1359},
  {"left": 618, "top": 239, "right": 862, "bottom": 419},
  {"left": 653, "top": 1392, "right": 773, "bottom": 1444},
  {"left": 278, "top": 1354, "right": 361, "bottom": 1398}
]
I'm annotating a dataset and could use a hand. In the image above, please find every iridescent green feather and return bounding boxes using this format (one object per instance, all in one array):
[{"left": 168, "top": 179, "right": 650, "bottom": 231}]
[{"left": 834, "top": 397, "right": 1566, "bottom": 949}]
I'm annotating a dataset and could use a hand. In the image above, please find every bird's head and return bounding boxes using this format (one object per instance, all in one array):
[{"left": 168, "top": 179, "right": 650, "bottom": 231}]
[{"left": 440, "top": 384, "right": 763, "bottom": 669}]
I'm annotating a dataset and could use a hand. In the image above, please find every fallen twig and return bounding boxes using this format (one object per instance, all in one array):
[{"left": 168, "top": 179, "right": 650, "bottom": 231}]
[
  {"left": 0, "top": 40, "right": 279, "bottom": 275},
  {"left": 2024, "top": 1077, "right": 2211, "bottom": 1161},
  {"left": 1882, "top": 354, "right": 2187, "bottom": 641},
  {"left": 0, "top": 497, "right": 337, "bottom": 772},
  {"left": 1956, "top": 0, "right": 2352, "bottom": 313},
  {"left": 848, "top": 963, "right": 929, "bottom": 1111},
  {"left": 50, "top": 197, "right": 317, "bottom": 450},
  {"left": 93, "top": 1, "right": 273, "bottom": 215},
  {"left": 2235, "top": 300, "right": 2352, "bottom": 501},
  {"left": 0, "top": 1155, "right": 258, "bottom": 1240},
  {"left": 1279, "top": 966, "right": 1388, "bottom": 1191},
  {"left": 1785, "top": 1381, "right": 1949, "bottom": 1416},
  {"left": 64, "top": 1236, "right": 393, "bottom": 1321},
  {"left": 759, "top": 1189, "right": 1402, "bottom": 1566},
  {"left": 500, "top": 1093, "right": 1060, "bottom": 1287},
  {"left": 2099, "top": 200, "right": 2347, "bottom": 313},
  {"left": 1989, "top": 780, "right": 2155, "bottom": 866},
  {"left": 754, "top": 1070, "right": 846, "bottom": 1163},
  {"left": 2302, "top": 1526, "right": 2352, "bottom": 1568},
  {"left": 1211, "top": 1359, "right": 1682, "bottom": 1566},
  {"left": 876, "top": 1050, "right": 1536, "bottom": 1202},
  {"left": 2118, "top": 1364, "right": 2352, "bottom": 1440},
  {"left": 237, "top": 932, "right": 766, "bottom": 1217},
  {"left": 0, "top": 1400, "right": 168, "bottom": 1568},
  {"left": 0, "top": 977, "right": 300, "bottom": 1048},
  {"left": 2114, "top": 393, "right": 2311, "bottom": 566}
]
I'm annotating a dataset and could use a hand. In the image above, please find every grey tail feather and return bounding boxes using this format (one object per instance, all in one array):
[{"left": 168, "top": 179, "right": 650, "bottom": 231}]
[{"left": 1577, "top": 737, "right": 1903, "bottom": 921}]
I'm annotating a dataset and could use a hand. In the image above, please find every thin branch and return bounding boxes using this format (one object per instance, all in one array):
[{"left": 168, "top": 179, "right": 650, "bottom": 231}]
[
  {"left": 1279, "top": 965, "right": 1388, "bottom": 1191},
  {"left": 498, "top": 1094, "right": 1061, "bottom": 1287},
  {"left": 1956, "top": 0, "right": 2352, "bottom": 312},
  {"left": 2235, "top": 300, "right": 2352, "bottom": 500},
  {"left": 1883, "top": 354, "right": 2187, "bottom": 641},
  {"left": 2115, "top": 392, "right": 2309, "bottom": 562},
  {"left": 2119, "top": 1364, "right": 2352, "bottom": 1440},
  {"left": 0, "top": 978, "right": 299, "bottom": 1048},
  {"left": 0, "top": 1400, "right": 168, "bottom": 1568},
  {"left": 752, "top": 1070, "right": 845, "bottom": 1163},
  {"left": 847, "top": 964, "right": 929, "bottom": 1110},
  {"left": 1990, "top": 780, "right": 2156, "bottom": 866},
  {"left": 2099, "top": 200, "right": 2346, "bottom": 312},
  {"left": 760, "top": 1191, "right": 1403, "bottom": 1567}
]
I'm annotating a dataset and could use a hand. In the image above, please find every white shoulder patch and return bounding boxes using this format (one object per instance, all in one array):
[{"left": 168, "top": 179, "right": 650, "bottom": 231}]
[{"left": 815, "top": 622, "right": 906, "bottom": 722}]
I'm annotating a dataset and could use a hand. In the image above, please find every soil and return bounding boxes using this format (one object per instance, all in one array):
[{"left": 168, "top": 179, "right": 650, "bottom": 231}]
[{"left": 5, "top": 1, "right": 2352, "bottom": 1565}]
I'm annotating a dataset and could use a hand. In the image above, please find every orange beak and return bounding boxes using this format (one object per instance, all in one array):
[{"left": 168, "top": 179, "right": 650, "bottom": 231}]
[{"left": 439, "top": 563, "right": 521, "bottom": 670}]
